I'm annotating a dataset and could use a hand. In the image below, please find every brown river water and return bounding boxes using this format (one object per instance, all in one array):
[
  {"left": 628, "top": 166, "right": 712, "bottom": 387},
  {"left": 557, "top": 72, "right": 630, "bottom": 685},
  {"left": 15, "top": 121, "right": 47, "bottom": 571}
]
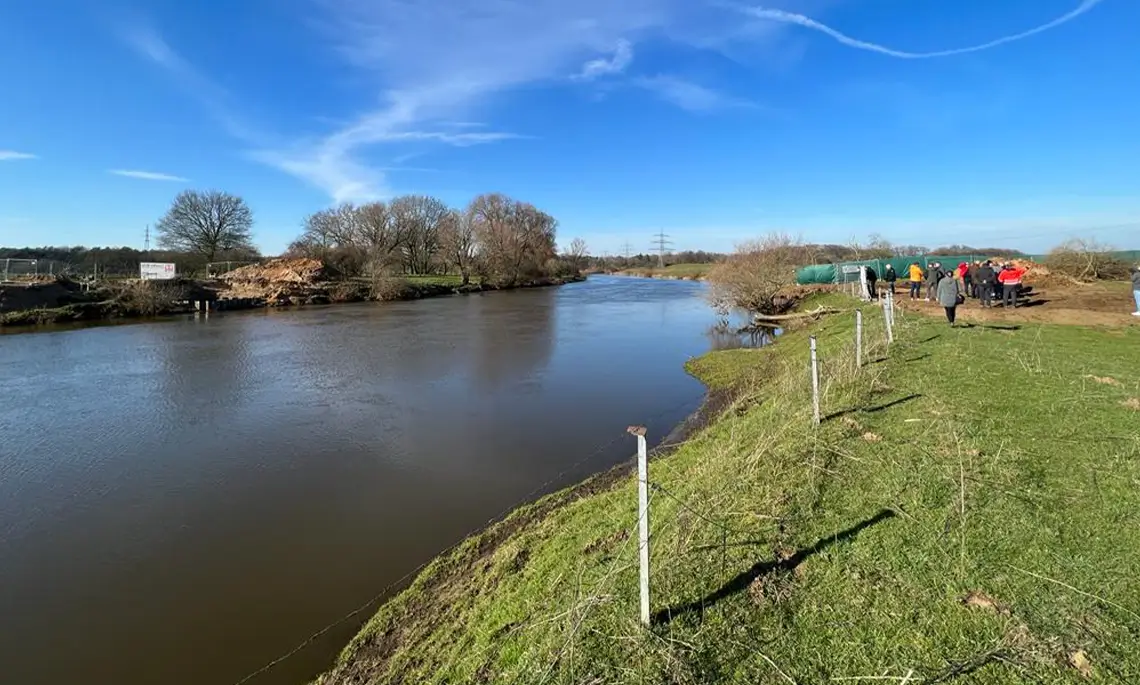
[{"left": 0, "top": 276, "right": 755, "bottom": 685}]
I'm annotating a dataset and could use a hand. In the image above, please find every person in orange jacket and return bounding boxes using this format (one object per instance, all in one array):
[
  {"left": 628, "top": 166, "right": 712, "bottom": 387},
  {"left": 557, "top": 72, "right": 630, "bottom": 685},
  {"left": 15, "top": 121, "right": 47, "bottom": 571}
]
[
  {"left": 997, "top": 263, "right": 1026, "bottom": 308},
  {"left": 907, "top": 262, "right": 924, "bottom": 300}
]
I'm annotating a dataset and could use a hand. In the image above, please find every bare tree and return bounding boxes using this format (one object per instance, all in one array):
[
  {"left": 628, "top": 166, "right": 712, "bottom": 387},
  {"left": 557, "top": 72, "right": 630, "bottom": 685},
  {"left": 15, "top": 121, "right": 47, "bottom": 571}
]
[
  {"left": 391, "top": 195, "right": 449, "bottom": 275},
  {"left": 156, "top": 190, "right": 254, "bottom": 262},
  {"left": 706, "top": 233, "right": 811, "bottom": 315},
  {"left": 565, "top": 237, "right": 589, "bottom": 267},
  {"left": 439, "top": 209, "right": 477, "bottom": 285},
  {"left": 355, "top": 202, "right": 405, "bottom": 274}
]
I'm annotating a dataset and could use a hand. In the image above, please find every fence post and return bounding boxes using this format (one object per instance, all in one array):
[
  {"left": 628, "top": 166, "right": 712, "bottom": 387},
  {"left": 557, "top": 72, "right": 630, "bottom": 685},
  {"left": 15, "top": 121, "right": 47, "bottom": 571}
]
[
  {"left": 627, "top": 425, "right": 651, "bottom": 626},
  {"left": 855, "top": 309, "right": 864, "bottom": 369},
  {"left": 810, "top": 336, "right": 821, "bottom": 426},
  {"left": 885, "top": 292, "right": 895, "bottom": 344}
]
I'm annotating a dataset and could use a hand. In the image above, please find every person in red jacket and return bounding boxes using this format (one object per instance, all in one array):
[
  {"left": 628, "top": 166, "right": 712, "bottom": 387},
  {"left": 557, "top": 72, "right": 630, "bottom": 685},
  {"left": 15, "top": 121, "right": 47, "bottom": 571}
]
[{"left": 997, "top": 263, "right": 1026, "bottom": 308}]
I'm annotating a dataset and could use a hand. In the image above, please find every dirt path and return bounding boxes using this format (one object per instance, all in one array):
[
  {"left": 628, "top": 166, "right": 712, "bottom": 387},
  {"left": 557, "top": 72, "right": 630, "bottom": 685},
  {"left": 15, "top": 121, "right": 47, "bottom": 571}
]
[{"left": 891, "top": 279, "right": 1137, "bottom": 327}]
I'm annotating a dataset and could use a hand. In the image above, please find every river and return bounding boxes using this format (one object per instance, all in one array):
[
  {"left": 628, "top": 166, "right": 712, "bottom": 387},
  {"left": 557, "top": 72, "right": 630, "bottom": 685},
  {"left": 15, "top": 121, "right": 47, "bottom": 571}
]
[{"left": 0, "top": 276, "right": 755, "bottom": 685}]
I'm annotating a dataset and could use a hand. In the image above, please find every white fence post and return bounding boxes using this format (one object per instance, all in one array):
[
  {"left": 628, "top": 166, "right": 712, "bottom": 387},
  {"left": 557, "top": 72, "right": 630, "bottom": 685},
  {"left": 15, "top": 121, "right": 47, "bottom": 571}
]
[
  {"left": 855, "top": 309, "right": 864, "bottom": 369},
  {"left": 885, "top": 292, "right": 895, "bottom": 344},
  {"left": 627, "top": 425, "right": 651, "bottom": 626},
  {"left": 810, "top": 336, "right": 821, "bottom": 426}
]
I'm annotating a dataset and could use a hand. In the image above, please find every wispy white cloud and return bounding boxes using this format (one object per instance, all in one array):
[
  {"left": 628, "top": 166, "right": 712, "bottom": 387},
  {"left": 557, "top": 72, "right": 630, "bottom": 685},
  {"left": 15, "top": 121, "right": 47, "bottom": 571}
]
[
  {"left": 634, "top": 75, "right": 752, "bottom": 112},
  {"left": 119, "top": 23, "right": 262, "bottom": 143},
  {"left": 0, "top": 150, "right": 37, "bottom": 161},
  {"left": 574, "top": 40, "right": 634, "bottom": 80},
  {"left": 742, "top": 0, "right": 1106, "bottom": 59},
  {"left": 108, "top": 169, "right": 190, "bottom": 182},
  {"left": 119, "top": 1, "right": 1102, "bottom": 204}
]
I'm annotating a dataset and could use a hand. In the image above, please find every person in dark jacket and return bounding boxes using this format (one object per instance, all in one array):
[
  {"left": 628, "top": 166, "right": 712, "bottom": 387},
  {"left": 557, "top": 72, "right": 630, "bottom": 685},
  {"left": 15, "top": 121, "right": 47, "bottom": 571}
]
[
  {"left": 967, "top": 261, "right": 980, "bottom": 298},
  {"left": 883, "top": 264, "right": 897, "bottom": 294},
  {"left": 1131, "top": 264, "right": 1140, "bottom": 316},
  {"left": 937, "top": 269, "right": 963, "bottom": 325},
  {"left": 975, "top": 261, "right": 996, "bottom": 308},
  {"left": 865, "top": 266, "right": 878, "bottom": 300},
  {"left": 925, "top": 262, "right": 941, "bottom": 301}
]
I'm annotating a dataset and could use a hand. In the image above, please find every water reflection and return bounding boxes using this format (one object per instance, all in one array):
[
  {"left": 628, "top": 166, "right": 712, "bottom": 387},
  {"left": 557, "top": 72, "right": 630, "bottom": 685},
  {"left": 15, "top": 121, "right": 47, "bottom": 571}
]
[{"left": 0, "top": 276, "right": 727, "bottom": 685}]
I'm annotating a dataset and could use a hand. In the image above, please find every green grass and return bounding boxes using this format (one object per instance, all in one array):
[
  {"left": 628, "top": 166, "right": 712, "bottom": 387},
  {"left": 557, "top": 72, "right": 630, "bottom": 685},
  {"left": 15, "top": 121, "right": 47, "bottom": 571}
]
[
  {"left": 320, "top": 294, "right": 1140, "bottom": 684},
  {"left": 403, "top": 274, "right": 466, "bottom": 287}
]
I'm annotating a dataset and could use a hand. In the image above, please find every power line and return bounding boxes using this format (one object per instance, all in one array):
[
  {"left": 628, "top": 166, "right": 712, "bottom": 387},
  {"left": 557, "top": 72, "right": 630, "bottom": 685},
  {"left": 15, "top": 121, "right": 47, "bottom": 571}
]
[
  {"left": 621, "top": 241, "right": 634, "bottom": 260},
  {"left": 651, "top": 231, "right": 673, "bottom": 268}
]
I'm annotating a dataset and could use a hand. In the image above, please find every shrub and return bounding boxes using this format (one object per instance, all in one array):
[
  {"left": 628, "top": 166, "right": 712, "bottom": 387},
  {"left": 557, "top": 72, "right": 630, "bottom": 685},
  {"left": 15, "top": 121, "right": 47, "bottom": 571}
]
[
  {"left": 1044, "top": 239, "right": 1130, "bottom": 282},
  {"left": 370, "top": 276, "right": 411, "bottom": 301},
  {"left": 707, "top": 234, "right": 811, "bottom": 315}
]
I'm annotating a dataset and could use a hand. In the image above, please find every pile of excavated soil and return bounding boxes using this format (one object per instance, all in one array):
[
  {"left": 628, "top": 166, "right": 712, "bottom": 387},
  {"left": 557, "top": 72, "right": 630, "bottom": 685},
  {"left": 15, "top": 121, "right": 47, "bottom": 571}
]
[
  {"left": 217, "top": 258, "right": 332, "bottom": 305},
  {"left": 221, "top": 258, "right": 328, "bottom": 285}
]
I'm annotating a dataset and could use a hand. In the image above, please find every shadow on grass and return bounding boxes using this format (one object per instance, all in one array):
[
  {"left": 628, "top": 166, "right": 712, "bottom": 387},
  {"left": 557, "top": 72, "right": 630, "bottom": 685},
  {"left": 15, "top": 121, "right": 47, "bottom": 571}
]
[
  {"left": 916, "top": 334, "right": 942, "bottom": 344},
  {"left": 904, "top": 353, "right": 931, "bottom": 363},
  {"left": 824, "top": 394, "right": 923, "bottom": 422},
  {"left": 651, "top": 509, "right": 896, "bottom": 625},
  {"left": 958, "top": 323, "right": 1023, "bottom": 331}
]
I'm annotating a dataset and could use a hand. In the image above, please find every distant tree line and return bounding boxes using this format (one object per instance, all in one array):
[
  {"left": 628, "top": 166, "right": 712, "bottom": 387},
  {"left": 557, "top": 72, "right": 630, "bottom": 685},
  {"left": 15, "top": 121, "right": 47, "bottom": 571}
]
[
  {"left": 0, "top": 245, "right": 259, "bottom": 277},
  {"left": 587, "top": 250, "right": 727, "bottom": 271},
  {"left": 287, "top": 192, "right": 570, "bottom": 286}
]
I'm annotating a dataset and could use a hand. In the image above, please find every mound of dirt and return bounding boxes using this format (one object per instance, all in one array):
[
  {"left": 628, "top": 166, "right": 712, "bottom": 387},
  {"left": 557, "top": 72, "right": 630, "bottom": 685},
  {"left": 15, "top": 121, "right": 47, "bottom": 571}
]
[
  {"left": 220, "top": 258, "right": 328, "bottom": 285},
  {"left": 215, "top": 258, "right": 334, "bottom": 306}
]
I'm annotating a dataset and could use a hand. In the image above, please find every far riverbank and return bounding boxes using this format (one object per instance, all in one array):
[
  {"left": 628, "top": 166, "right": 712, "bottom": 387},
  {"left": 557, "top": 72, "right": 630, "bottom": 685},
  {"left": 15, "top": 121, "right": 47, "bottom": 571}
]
[{"left": 0, "top": 273, "right": 586, "bottom": 333}]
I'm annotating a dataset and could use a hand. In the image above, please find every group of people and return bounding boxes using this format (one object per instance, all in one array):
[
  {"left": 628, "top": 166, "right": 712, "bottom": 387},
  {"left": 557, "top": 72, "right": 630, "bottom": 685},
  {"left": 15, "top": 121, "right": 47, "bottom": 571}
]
[{"left": 870, "top": 260, "right": 1028, "bottom": 326}]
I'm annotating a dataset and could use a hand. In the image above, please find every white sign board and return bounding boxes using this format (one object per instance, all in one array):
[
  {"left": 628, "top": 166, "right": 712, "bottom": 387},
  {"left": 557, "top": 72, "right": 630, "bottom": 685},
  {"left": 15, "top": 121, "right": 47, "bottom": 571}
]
[{"left": 140, "top": 262, "right": 177, "bottom": 280}]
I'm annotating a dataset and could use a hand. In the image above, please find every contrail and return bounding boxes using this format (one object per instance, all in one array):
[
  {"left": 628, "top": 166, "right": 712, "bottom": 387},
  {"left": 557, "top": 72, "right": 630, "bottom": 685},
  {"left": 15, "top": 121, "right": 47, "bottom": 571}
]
[{"left": 745, "top": 0, "right": 1106, "bottom": 59}]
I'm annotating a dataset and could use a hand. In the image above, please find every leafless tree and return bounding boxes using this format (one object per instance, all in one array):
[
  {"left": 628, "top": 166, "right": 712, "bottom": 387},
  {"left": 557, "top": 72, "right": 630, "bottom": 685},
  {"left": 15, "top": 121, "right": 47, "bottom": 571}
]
[
  {"left": 439, "top": 209, "right": 477, "bottom": 285},
  {"left": 565, "top": 237, "right": 589, "bottom": 267},
  {"left": 156, "top": 190, "right": 254, "bottom": 262},
  {"left": 391, "top": 195, "right": 450, "bottom": 275},
  {"left": 706, "top": 233, "right": 811, "bottom": 315},
  {"left": 470, "top": 194, "right": 558, "bottom": 285}
]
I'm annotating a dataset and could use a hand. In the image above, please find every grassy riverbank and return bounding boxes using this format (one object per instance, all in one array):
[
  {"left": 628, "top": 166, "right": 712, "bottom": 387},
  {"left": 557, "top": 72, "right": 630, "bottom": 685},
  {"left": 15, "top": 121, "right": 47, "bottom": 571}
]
[{"left": 316, "top": 292, "right": 1140, "bottom": 684}]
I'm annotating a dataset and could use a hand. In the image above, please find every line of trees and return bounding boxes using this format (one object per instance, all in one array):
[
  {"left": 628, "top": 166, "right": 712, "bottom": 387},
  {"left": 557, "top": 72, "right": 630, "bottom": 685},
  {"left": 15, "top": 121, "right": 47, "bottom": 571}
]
[{"left": 287, "top": 192, "right": 572, "bottom": 286}]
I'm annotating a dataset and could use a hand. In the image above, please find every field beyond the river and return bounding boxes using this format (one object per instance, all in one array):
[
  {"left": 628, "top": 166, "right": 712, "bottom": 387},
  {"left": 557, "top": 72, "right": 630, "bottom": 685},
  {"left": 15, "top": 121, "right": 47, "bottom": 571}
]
[
  {"left": 617, "top": 263, "right": 713, "bottom": 280},
  {"left": 316, "top": 292, "right": 1140, "bottom": 684}
]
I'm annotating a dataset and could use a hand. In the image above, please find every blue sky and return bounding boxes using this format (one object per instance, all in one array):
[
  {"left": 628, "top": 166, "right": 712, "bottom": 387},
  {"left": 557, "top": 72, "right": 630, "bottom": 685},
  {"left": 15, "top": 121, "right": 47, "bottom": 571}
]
[{"left": 1, "top": 0, "right": 1137, "bottom": 255}]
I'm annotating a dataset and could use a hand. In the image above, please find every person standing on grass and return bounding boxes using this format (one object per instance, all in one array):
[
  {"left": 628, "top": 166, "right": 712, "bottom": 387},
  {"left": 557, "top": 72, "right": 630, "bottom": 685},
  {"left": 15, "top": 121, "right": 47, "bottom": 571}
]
[
  {"left": 884, "top": 263, "right": 897, "bottom": 294},
  {"left": 1131, "top": 263, "right": 1140, "bottom": 316},
  {"left": 975, "top": 261, "right": 996, "bottom": 308},
  {"left": 967, "top": 261, "right": 980, "bottom": 297},
  {"left": 937, "top": 267, "right": 963, "bottom": 326},
  {"left": 908, "top": 262, "right": 924, "bottom": 299},
  {"left": 925, "top": 262, "right": 941, "bottom": 302},
  {"left": 998, "top": 263, "right": 1026, "bottom": 308},
  {"left": 958, "top": 262, "right": 971, "bottom": 297},
  {"left": 865, "top": 266, "right": 879, "bottom": 300}
]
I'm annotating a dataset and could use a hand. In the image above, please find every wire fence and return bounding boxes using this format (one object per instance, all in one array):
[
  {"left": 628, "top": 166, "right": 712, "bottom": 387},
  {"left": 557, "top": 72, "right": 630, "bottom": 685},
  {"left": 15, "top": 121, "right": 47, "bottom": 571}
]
[
  {"left": 0, "top": 258, "right": 74, "bottom": 282},
  {"left": 231, "top": 294, "right": 904, "bottom": 685}
]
